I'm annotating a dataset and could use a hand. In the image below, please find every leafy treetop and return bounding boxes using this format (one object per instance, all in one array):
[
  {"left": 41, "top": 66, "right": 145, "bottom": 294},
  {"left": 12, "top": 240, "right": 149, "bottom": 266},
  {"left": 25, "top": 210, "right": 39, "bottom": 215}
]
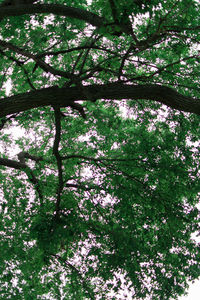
[{"left": 0, "top": 0, "right": 199, "bottom": 299}]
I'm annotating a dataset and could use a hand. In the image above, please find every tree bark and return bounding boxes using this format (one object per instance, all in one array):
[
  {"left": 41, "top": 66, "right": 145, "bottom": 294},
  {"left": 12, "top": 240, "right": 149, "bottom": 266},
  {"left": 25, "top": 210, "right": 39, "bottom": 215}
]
[
  {"left": 0, "top": 4, "right": 105, "bottom": 27},
  {"left": 0, "top": 83, "right": 200, "bottom": 116},
  {"left": 0, "top": 157, "right": 26, "bottom": 169}
]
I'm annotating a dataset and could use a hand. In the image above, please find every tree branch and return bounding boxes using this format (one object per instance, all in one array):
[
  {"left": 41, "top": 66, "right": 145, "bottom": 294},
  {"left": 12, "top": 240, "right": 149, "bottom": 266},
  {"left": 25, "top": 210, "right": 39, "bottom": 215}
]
[
  {"left": 53, "top": 107, "right": 64, "bottom": 215},
  {"left": 0, "top": 4, "right": 135, "bottom": 37},
  {"left": 0, "top": 39, "right": 77, "bottom": 81},
  {"left": 0, "top": 156, "right": 26, "bottom": 170},
  {"left": 17, "top": 151, "right": 43, "bottom": 163},
  {"left": 0, "top": 83, "right": 200, "bottom": 116},
  {"left": 36, "top": 45, "right": 119, "bottom": 59},
  {"left": 0, "top": 4, "right": 105, "bottom": 27}
]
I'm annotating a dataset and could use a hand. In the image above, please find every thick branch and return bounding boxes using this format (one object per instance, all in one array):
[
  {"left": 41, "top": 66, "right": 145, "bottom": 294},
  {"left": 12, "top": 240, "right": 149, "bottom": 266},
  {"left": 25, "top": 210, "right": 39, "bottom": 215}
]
[
  {"left": 0, "top": 4, "right": 105, "bottom": 27},
  {"left": 0, "top": 156, "right": 26, "bottom": 170},
  {"left": 0, "top": 83, "right": 200, "bottom": 116},
  {"left": 0, "top": 4, "right": 133, "bottom": 37}
]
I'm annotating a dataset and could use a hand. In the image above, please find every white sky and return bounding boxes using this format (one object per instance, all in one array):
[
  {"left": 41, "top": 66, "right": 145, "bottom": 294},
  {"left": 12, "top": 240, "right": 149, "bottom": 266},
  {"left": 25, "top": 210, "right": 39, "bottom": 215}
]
[{"left": 179, "top": 280, "right": 200, "bottom": 300}]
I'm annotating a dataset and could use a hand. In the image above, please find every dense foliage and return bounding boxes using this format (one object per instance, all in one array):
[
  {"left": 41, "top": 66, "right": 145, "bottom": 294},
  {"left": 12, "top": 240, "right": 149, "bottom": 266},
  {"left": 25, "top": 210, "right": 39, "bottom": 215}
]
[{"left": 0, "top": 0, "right": 199, "bottom": 299}]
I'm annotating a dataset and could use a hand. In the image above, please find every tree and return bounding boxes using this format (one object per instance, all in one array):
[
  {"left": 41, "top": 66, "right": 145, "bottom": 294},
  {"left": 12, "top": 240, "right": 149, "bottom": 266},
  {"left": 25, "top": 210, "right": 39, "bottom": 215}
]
[{"left": 0, "top": 0, "right": 199, "bottom": 298}]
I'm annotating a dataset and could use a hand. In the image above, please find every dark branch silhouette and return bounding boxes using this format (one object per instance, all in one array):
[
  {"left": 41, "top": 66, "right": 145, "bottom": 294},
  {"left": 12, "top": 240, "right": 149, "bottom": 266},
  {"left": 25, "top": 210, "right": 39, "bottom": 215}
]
[{"left": 0, "top": 83, "right": 199, "bottom": 117}]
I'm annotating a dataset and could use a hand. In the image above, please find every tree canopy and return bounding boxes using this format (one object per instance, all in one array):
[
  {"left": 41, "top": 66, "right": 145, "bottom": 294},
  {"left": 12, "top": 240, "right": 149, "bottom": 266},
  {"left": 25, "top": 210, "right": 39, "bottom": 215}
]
[{"left": 0, "top": 0, "right": 199, "bottom": 299}]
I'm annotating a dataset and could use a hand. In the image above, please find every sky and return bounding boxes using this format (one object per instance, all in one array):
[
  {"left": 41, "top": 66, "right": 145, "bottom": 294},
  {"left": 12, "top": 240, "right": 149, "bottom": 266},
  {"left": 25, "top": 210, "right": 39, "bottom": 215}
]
[{"left": 179, "top": 280, "right": 200, "bottom": 300}]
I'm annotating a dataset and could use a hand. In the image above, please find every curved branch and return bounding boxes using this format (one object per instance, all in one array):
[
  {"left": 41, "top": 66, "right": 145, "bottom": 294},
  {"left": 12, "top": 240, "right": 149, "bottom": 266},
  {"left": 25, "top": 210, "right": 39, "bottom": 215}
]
[
  {"left": 0, "top": 83, "right": 200, "bottom": 116},
  {"left": 0, "top": 4, "right": 133, "bottom": 37},
  {"left": 0, "top": 4, "right": 105, "bottom": 27},
  {"left": 36, "top": 46, "right": 119, "bottom": 59}
]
